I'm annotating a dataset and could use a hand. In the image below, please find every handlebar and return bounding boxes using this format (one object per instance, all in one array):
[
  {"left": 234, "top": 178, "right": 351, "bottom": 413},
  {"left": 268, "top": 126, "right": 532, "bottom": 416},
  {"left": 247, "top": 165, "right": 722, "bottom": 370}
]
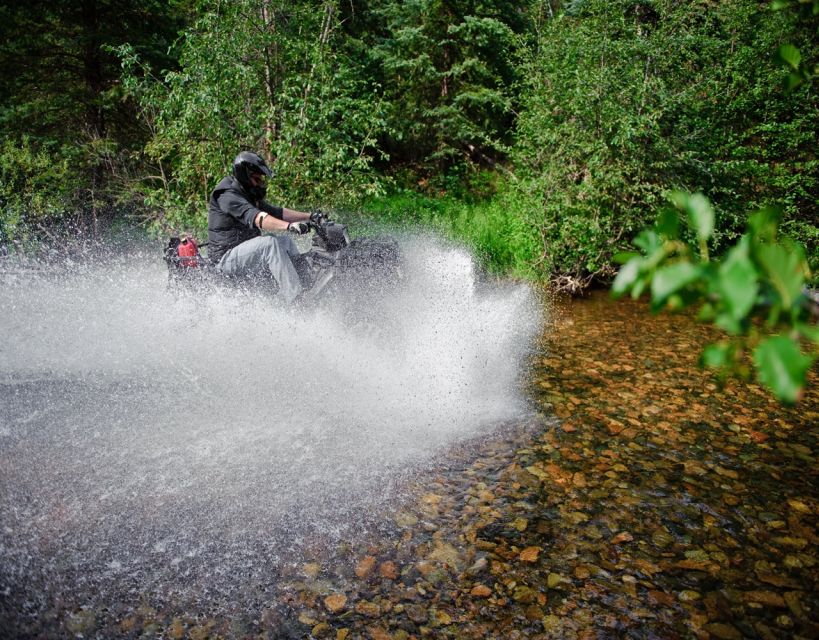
[{"left": 306, "top": 212, "right": 330, "bottom": 236}]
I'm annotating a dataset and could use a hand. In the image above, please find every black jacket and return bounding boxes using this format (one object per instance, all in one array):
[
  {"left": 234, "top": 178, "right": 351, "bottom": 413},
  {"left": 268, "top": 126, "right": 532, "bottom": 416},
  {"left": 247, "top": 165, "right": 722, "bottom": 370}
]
[{"left": 207, "top": 176, "right": 283, "bottom": 263}]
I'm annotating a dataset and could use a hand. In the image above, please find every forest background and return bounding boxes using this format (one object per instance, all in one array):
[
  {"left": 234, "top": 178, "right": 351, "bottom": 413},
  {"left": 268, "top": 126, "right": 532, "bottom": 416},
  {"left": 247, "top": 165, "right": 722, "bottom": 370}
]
[{"left": 0, "top": 0, "right": 817, "bottom": 292}]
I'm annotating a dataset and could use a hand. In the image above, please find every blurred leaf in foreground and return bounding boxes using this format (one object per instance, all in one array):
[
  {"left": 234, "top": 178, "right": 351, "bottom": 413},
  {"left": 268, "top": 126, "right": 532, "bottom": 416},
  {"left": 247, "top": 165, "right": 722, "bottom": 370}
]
[{"left": 754, "top": 336, "right": 814, "bottom": 404}]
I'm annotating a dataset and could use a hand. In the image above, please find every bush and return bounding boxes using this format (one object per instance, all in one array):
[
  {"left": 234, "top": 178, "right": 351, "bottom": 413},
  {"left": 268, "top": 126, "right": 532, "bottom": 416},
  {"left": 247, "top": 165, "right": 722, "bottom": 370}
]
[
  {"left": 512, "top": 0, "right": 818, "bottom": 287},
  {"left": 117, "top": 0, "right": 389, "bottom": 236},
  {"left": 0, "top": 137, "right": 80, "bottom": 251}
]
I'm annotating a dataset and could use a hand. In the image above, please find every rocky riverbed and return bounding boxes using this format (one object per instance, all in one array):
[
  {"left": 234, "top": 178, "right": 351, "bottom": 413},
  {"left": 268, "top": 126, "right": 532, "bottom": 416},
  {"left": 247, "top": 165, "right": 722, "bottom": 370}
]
[{"left": 3, "top": 291, "right": 818, "bottom": 639}]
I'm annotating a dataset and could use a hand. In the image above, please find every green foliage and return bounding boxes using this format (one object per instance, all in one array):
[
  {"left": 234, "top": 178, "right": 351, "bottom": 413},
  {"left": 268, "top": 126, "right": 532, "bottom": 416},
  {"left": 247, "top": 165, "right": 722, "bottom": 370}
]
[
  {"left": 3, "top": 0, "right": 816, "bottom": 301},
  {"left": 119, "top": 0, "right": 389, "bottom": 234},
  {"left": 370, "top": 0, "right": 527, "bottom": 178},
  {"left": 512, "top": 0, "right": 819, "bottom": 287},
  {"left": 0, "top": 1, "right": 188, "bottom": 243},
  {"left": 360, "top": 183, "right": 541, "bottom": 278},
  {"left": 613, "top": 192, "right": 817, "bottom": 403},
  {"left": 754, "top": 335, "right": 814, "bottom": 403},
  {"left": 0, "top": 137, "right": 81, "bottom": 250},
  {"left": 772, "top": 0, "right": 819, "bottom": 90}
]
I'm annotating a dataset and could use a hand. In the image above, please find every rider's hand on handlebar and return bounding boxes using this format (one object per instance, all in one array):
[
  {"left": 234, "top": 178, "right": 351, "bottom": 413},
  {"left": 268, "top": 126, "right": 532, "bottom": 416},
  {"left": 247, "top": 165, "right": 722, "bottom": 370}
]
[
  {"left": 309, "top": 211, "right": 325, "bottom": 224},
  {"left": 287, "top": 221, "right": 310, "bottom": 235}
]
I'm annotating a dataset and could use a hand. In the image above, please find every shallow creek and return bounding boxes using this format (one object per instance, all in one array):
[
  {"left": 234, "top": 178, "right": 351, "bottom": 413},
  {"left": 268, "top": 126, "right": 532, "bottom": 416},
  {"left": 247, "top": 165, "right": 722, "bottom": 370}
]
[
  {"left": 270, "top": 291, "right": 817, "bottom": 640},
  {"left": 2, "top": 281, "right": 817, "bottom": 639},
  {"left": 254, "top": 291, "right": 818, "bottom": 640}
]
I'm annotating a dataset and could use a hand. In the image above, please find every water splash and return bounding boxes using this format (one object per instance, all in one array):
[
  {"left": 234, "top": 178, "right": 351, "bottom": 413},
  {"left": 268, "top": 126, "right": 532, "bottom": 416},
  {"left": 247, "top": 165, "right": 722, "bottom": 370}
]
[{"left": 0, "top": 233, "right": 541, "bottom": 627}]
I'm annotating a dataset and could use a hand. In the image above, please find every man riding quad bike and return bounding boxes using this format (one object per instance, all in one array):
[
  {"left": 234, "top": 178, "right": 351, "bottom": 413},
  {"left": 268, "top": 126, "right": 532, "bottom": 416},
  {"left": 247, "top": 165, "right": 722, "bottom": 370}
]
[
  {"left": 164, "top": 151, "right": 402, "bottom": 304},
  {"left": 206, "top": 151, "right": 315, "bottom": 303}
]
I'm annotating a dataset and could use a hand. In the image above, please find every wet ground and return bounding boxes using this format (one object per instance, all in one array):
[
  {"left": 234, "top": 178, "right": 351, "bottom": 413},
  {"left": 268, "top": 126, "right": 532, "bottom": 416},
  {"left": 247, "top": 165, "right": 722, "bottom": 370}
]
[{"left": 3, "top": 291, "right": 818, "bottom": 639}]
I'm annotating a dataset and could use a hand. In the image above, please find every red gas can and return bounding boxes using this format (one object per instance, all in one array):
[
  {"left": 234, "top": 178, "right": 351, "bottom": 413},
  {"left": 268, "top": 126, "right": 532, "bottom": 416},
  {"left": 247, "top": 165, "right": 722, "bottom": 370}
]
[{"left": 177, "top": 237, "right": 199, "bottom": 267}]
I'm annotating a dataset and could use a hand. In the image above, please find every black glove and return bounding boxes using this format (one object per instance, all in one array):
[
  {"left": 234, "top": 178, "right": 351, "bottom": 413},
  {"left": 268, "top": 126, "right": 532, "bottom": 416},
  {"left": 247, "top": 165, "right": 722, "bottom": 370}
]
[
  {"left": 287, "top": 221, "right": 310, "bottom": 234},
  {"left": 309, "top": 211, "right": 325, "bottom": 224}
]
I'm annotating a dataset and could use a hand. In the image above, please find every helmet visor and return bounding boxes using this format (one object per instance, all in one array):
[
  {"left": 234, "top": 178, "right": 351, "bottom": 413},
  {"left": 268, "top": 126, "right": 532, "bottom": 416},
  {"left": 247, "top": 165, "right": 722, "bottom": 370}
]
[
  {"left": 250, "top": 171, "right": 268, "bottom": 187},
  {"left": 257, "top": 163, "right": 273, "bottom": 177}
]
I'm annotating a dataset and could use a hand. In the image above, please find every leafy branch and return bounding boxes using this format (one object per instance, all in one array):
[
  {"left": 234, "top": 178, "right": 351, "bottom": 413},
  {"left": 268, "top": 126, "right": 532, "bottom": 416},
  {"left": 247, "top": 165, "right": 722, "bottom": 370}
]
[
  {"left": 612, "top": 192, "right": 817, "bottom": 403},
  {"left": 772, "top": 0, "right": 818, "bottom": 90}
]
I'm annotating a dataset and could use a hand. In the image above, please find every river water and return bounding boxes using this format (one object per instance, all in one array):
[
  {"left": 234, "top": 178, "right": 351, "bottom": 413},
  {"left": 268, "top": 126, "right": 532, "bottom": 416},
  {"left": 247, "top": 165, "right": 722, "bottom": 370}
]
[
  {"left": 524, "top": 293, "right": 818, "bottom": 639},
  {"left": 1, "top": 242, "right": 817, "bottom": 639},
  {"left": 0, "top": 236, "right": 541, "bottom": 637}
]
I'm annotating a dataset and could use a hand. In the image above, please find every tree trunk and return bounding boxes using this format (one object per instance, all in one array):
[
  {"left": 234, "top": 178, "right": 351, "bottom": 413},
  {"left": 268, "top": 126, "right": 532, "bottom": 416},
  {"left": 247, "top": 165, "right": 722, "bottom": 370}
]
[
  {"left": 81, "top": 0, "right": 105, "bottom": 237},
  {"left": 261, "top": 0, "right": 276, "bottom": 152},
  {"left": 81, "top": 0, "right": 105, "bottom": 139},
  {"left": 299, "top": 1, "right": 335, "bottom": 123}
]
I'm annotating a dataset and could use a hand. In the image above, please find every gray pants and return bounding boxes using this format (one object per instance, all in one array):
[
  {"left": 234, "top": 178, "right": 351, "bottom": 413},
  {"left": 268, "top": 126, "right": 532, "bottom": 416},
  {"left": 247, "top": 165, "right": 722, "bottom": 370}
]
[{"left": 217, "top": 235, "right": 303, "bottom": 302}]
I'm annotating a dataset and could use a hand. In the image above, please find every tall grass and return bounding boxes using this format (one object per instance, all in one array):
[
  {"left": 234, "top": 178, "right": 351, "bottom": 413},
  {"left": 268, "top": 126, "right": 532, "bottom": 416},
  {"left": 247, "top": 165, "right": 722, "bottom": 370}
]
[{"left": 358, "top": 187, "right": 542, "bottom": 280}]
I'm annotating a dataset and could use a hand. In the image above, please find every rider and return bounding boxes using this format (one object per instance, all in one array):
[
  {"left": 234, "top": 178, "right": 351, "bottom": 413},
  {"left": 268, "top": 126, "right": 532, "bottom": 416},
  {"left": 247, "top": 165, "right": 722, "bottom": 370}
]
[{"left": 208, "top": 151, "right": 312, "bottom": 302}]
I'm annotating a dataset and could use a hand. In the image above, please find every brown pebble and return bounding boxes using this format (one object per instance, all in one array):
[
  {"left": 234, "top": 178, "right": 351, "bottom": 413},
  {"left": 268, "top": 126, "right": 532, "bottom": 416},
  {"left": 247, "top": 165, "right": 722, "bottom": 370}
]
[
  {"left": 433, "top": 609, "right": 452, "bottom": 625},
  {"left": 743, "top": 591, "right": 787, "bottom": 608},
  {"left": 470, "top": 584, "right": 492, "bottom": 598},
  {"left": 703, "top": 622, "right": 743, "bottom": 640},
  {"left": 574, "top": 566, "right": 590, "bottom": 580},
  {"left": 405, "top": 603, "right": 428, "bottom": 624},
  {"left": 355, "top": 601, "right": 381, "bottom": 617},
  {"left": 611, "top": 531, "right": 634, "bottom": 545},
  {"left": 355, "top": 556, "right": 377, "bottom": 579},
  {"left": 367, "top": 626, "right": 392, "bottom": 640},
  {"left": 324, "top": 594, "right": 347, "bottom": 614},
  {"left": 168, "top": 618, "right": 184, "bottom": 640},
  {"left": 647, "top": 590, "right": 676, "bottom": 607},
  {"left": 379, "top": 561, "right": 399, "bottom": 580}
]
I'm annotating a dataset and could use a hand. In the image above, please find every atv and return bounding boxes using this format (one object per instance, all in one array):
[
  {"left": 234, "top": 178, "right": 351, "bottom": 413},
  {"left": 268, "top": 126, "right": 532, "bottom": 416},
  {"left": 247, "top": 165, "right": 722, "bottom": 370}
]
[{"left": 163, "top": 214, "right": 403, "bottom": 304}]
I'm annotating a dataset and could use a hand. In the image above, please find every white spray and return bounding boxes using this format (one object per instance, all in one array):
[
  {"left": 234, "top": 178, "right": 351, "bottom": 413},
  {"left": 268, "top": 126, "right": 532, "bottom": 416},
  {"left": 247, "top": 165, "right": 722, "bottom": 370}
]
[{"left": 0, "top": 233, "right": 541, "bottom": 617}]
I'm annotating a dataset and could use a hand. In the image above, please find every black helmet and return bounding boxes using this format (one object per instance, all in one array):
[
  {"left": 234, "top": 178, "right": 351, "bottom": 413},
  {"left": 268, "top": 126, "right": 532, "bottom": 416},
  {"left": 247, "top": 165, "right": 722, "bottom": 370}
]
[{"left": 232, "top": 151, "right": 273, "bottom": 197}]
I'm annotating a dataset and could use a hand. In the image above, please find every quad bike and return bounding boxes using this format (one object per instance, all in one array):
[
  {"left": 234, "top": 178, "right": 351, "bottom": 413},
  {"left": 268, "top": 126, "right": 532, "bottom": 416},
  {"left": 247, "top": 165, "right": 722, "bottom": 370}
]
[{"left": 163, "top": 214, "right": 403, "bottom": 305}]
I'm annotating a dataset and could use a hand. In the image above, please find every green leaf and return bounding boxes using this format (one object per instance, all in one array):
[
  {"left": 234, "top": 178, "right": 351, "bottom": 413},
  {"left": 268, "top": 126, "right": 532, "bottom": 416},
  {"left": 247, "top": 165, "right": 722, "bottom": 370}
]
[
  {"left": 612, "top": 257, "right": 642, "bottom": 296},
  {"left": 613, "top": 251, "right": 639, "bottom": 265},
  {"left": 756, "top": 244, "right": 805, "bottom": 309},
  {"left": 770, "top": 0, "right": 790, "bottom": 9},
  {"left": 777, "top": 44, "right": 802, "bottom": 70},
  {"left": 631, "top": 277, "right": 647, "bottom": 300},
  {"left": 701, "top": 342, "right": 731, "bottom": 369},
  {"left": 634, "top": 229, "right": 661, "bottom": 254},
  {"left": 670, "top": 191, "right": 714, "bottom": 243},
  {"left": 718, "top": 245, "right": 759, "bottom": 321},
  {"left": 697, "top": 302, "right": 716, "bottom": 321},
  {"left": 667, "top": 293, "right": 685, "bottom": 310},
  {"left": 748, "top": 207, "right": 781, "bottom": 242},
  {"left": 669, "top": 191, "right": 688, "bottom": 210},
  {"left": 796, "top": 321, "right": 819, "bottom": 343},
  {"left": 715, "top": 312, "right": 742, "bottom": 335},
  {"left": 687, "top": 193, "right": 715, "bottom": 243},
  {"left": 785, "top": 72, "right": 805, "bottom": 91},
  {"left": 753, "top": 336, "right": 814, "bottom": 404},
  {"left": 651, "top": 261, "right": 700, "bottom": 304},
  {"left": 655, "top": 208, "right": 680, "bottom": 240}
]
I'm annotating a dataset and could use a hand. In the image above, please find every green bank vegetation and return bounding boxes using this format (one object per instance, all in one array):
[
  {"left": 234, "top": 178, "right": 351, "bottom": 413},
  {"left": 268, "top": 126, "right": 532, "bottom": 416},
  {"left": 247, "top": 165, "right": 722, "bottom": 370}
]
[{"left": 2, "top": 0, "right": 815, "bottom": 281}]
